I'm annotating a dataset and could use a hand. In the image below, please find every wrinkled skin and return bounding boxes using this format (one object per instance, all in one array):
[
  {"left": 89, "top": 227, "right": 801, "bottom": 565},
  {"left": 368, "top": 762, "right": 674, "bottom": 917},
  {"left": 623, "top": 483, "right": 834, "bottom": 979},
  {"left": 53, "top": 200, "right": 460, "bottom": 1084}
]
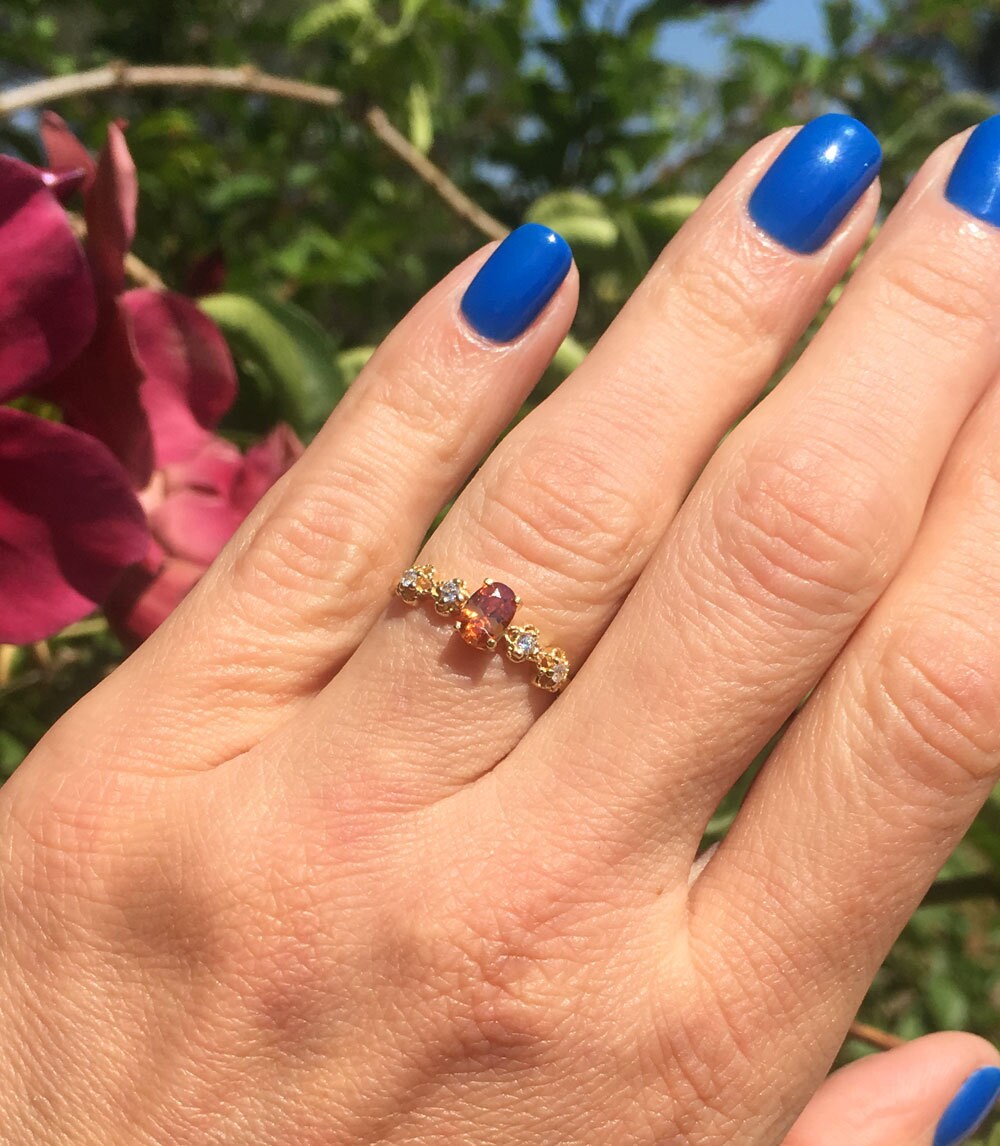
[{"left": 3, "top": 126, "right": 1000, "bottom": 1145}]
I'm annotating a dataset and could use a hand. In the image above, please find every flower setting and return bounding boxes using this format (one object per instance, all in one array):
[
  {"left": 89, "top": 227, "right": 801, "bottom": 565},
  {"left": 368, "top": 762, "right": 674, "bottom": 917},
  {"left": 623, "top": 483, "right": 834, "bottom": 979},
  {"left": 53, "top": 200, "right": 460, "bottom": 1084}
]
[{"left": 0, "top": 114, "right": 301, "bottom": 646}]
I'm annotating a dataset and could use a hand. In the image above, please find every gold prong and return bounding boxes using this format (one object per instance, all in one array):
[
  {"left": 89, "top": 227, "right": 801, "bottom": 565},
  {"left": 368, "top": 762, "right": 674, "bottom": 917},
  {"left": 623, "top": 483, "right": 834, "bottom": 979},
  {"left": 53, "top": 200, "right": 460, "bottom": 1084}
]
[
  {"left": 454, "top": 620, "right": 463, "bottom": 630},
  {"left": 514, "top": 595, "right": 522, "bottom": 605},
  {"left": 484, "top": 577, "right": 493, "bottom": 585},
  {"left": 486, "top": 638, "right": 497, "bottom": 650}
]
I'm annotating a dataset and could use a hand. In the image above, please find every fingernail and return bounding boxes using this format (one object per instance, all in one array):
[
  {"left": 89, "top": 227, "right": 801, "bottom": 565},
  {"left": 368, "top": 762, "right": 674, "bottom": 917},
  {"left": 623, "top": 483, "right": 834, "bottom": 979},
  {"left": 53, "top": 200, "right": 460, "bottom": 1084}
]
[
  {"left": 934, "top": 1065, "right": 1000, "bottom": 1146},
  {"left": 460, "top": 223, "right": 573, "bottom": 342},
  {"left": 748, "top": 113, "right": 882, "bottom": 254},
  {"left": 945, "top": 116, "right": 1000, "bottom": 228}
]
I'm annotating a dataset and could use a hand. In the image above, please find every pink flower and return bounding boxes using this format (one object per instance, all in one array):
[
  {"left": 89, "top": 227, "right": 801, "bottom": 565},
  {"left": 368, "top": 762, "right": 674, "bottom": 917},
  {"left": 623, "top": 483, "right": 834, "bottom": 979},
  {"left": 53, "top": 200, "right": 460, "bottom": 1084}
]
[
  {"left": 0, "top": 151, "right": 148, "bottom": 644},
  {"left": 0, "top": 153, "right": 97, "bottom": 396},
  {"left": 0, "top": 407, "right": 149, "bottom": 645},
  {"left": 105, "top": 426, "right": 303, "bottom": 644},
  {"left": 0, "top": 116, "right": 302, "bottom": 645}
]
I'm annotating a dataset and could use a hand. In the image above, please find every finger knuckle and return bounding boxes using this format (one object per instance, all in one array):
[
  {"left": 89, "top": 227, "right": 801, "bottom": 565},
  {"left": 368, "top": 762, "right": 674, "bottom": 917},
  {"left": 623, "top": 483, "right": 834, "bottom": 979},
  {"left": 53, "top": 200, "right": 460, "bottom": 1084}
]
[
  {"left": 231, "top": 469, "right": 390, "bottom": 620},
  {"left": 380, "top": 891, "right": 577, "bottom": 1064},
  {"left": 876, "top": 242, "right": 999, "bottom": 350},
  {"left": 398, "top": 837, "right": 619, "bottom": 1063},
  {"left": 711, "top": 441, "right": 893, "bottom": 619},
  {"left": 666, "top": 227, "right": 788, "bottom": 362},
  {"left": 475, "top": 432, "right": 647, "bottom": 598},
  {"left": 865, "top": 608, "right": 1000, "bottom": 792},
  {"left": 364, "top": 345, "right": 472, "bottom": 461}
]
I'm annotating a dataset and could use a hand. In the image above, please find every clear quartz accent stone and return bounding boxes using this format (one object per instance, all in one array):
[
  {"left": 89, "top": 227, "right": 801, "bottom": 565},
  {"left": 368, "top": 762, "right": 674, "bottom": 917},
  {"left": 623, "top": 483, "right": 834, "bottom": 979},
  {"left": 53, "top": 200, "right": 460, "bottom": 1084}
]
[
  {"left": 514, "top": 632, "right": 538, "bottom": 658},
  {"left": 438, "top": 579, "right": 462, "bottom": 606}
]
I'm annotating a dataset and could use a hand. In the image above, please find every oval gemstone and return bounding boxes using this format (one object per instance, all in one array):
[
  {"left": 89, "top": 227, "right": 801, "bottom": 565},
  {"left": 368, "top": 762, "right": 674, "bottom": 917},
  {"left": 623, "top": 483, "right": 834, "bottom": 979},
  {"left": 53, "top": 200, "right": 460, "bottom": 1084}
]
[{"left": 457, "top": 581, "right": 517, "bottom": 650}]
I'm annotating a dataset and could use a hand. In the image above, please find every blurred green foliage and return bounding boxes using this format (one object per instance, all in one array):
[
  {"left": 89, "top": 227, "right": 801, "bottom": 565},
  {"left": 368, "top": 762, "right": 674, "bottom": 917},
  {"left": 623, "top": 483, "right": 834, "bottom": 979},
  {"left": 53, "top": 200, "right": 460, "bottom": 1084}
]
[{"left": 2, "top": 0, "right": 1000, "bottom": 1124}]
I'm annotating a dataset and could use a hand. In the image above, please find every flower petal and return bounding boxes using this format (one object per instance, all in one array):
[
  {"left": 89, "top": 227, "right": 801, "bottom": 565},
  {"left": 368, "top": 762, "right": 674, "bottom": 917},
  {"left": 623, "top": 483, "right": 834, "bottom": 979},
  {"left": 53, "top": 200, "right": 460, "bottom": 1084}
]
[
  {"left": 0, "top": 155, "right": 97, "bottom": 400},
  {"left": 84, "top": 120, "right": 137, "bottom": 300},
  {"left": 230, "top": 423, "right": 303, "bottom": 514},
  {"left": 122, "top": 289, "right": 238, "bottom": 465},
  {"left": 150, "top": 488, "right": 243, "bottom": 566},
  {"left": 43, "top": 298, "right": 154, "bottom": 487},
  {"left": 162, "top": 435, "right": 243, "bottom": 499},
  {"left": 0, "top": 408, "right": 149, "bottom": 644},
  {"left": 103, "top": 542, "right": 204, "bottom": 646},
  {"left": 41, "top": 111, "right": 97, "bottom": 190},
  {"left": 39, "top": 167, "right": 88, "bottom": 204}
]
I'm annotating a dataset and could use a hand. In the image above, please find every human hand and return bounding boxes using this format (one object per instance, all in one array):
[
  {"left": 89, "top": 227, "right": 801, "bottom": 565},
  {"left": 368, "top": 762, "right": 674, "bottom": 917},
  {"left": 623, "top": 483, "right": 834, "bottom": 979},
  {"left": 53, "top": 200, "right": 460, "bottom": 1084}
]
[{"left": 4, "top": 114, "right": 1000, "bottom": 1145}]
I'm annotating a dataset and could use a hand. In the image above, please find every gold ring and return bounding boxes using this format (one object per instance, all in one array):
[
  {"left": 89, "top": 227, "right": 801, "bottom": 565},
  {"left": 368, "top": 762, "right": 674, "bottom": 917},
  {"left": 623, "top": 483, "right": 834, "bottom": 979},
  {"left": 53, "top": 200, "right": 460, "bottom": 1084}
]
[{"left": 395, "top": 565, "right": 570, "bottom": 692}]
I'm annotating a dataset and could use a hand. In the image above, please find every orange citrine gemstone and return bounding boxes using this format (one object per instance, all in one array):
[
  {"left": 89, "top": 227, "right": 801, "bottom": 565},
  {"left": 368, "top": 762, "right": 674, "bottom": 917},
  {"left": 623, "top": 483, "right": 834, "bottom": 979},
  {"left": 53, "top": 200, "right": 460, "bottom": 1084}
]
[{"left": 457, "top": 582, "right": 518, "bottom": 650}]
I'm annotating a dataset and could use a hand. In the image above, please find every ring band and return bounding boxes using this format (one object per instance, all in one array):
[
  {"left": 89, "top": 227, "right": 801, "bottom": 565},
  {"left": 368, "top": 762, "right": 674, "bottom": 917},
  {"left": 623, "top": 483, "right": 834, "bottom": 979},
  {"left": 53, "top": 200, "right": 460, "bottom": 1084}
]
[{"left": 395, "top": 565, "right": 571, "bottom": 692}]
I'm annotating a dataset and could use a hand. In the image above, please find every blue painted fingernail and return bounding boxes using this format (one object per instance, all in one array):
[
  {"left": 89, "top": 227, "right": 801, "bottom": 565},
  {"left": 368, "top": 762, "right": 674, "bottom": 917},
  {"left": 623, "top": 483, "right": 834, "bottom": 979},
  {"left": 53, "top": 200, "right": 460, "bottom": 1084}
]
[
  {"left": 748, "top": 113, "right": 882, "bottom": 254},
  {"left": 946, "top": 116, "right": 1000, "bottom": 229},
  {"left": 460, "top": 223, "right": 573, "bottom": 342},
  {"left": 934, "top": 1066, "right": 1000, "bottom": 1146}
]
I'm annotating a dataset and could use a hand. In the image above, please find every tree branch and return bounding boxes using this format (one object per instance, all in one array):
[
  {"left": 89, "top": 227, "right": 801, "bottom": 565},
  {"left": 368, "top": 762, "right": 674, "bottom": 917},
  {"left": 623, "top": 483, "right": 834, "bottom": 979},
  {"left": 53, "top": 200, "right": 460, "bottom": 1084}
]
[
  {"left": 0, "top": 63, "right": 508, "bottom": 242},
  {"left": 848, "top": 1020, "right": 906, "bottom": 1052}
]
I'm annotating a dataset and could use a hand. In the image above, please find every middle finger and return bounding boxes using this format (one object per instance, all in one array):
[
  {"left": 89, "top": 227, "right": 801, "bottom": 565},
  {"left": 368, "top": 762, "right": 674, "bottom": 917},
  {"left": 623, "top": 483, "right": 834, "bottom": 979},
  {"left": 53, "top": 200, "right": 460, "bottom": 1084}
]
[
  {"left": 506, "top": 125, "right": 1000, "bottom": 877},
  {"left": 280, "top": 115, "right": 883, "bottom": 799}
]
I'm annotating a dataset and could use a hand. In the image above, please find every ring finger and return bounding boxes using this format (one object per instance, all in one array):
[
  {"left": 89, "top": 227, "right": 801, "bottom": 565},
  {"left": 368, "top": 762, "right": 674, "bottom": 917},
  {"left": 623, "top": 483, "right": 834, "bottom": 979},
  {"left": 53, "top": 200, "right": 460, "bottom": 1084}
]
[
  {"left": 60, "top": 233, "right": 578, "bottom": 772},
  {"left": 283, "top": 115, "right": 883, "bottom": 800}
]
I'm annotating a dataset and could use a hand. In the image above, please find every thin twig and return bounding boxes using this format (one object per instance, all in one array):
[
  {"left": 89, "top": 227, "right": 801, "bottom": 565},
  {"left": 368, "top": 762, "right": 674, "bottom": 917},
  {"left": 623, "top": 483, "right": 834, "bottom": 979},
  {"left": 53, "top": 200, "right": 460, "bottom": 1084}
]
[
  {"left": 0, "top": 645, "right": 15, "bottom": 688},
  {"left": 848, "top": 1020, "right": 906, "bottom": 1052},
  {"left": 0, "top": 63, "right": 508, "bottom": 242},
  {"left": 363, "top": 106, "right": 506, "bottom": 240}
]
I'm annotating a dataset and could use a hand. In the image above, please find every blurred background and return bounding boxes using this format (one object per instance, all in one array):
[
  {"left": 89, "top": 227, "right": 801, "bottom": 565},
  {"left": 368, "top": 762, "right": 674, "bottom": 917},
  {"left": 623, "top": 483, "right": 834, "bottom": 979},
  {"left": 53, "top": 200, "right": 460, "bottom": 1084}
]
[{"left": 2, "top": 0, "right": 999, "bottom": 1118}]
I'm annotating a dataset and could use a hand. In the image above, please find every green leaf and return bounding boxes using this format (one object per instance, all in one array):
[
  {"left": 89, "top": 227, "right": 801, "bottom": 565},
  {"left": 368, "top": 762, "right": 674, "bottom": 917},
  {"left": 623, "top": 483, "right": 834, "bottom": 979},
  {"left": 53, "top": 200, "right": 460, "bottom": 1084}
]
[
  {"left": 0, "top": 731, "right": 27, "bottom": 778},
  {"left": 825, "top": 0, "right": 856, "bottom": 52},
  {"left": 734, "top": 37, "right": 794, "bottom": 101},
  {"left": 273, "top": 224, "right": 381, "bottom": 288},
  {"left": 883, "top": 91, "right": 1000, "bottom": 162},
  {"left": 204, "top": 172, "right": 277, "bottom": 212},
  {"left": 337, "top": 345, "right": 377, "bottom": 385},
  {"left": 407, "top": 82, "right": 434, "bottom": 154},
  {"left": 627, "top": 0, "right": 716, "bottom": 35},
  {"left": 927, "top": 971, "right": 969, "bottom": 1030},
  {"left": 641, "top": 193, "right": 704, "bottom": 234},
  {"left": 526, "top": 190, "right": 619, "bottom": 249},
  {"left": 130, "top": 107, "right": 200, "bottom": 143},
  {"left": 965, "top": 804, "right": 1000, "bottom": 869},
  {"left": 199, "top": 294, "right": 345, "bottom": 436},
  {"left": 289, "top": 0, "right": 371, "bottom": 46},
  {"left": 553, "top": 333, "right": 587, "bottom": 376},
  {"left": 390, "top": 0, "right": 431, "bottom": 40}
]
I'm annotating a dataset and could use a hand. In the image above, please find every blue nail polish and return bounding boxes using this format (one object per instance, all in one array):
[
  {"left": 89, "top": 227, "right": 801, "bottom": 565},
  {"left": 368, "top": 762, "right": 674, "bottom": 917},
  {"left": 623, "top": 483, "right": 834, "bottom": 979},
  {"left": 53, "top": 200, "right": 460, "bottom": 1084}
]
[
  {"left": 934, "top": 1066, "right": 1000, "bottom": 1146},
  {"left": 748, "top": 113, "right": 882, "bottom": 254},
  {"left": 946, "top": 116, "right": 1000, "bottom": 229},
  {"left": 460, "top": 223, "right": 573, "bottom": 342}
]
